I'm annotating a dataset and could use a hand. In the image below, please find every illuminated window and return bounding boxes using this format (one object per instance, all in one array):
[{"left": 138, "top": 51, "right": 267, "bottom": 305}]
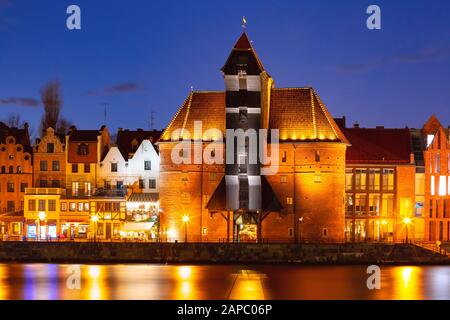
[
  {"left": 286, "top": 197, "right": 293, "bottom": 205},
  {"left": 435, "top": 154, "right": 440, "bottom": 173},
  {"left": 209, "top": 173, "right": 216, "bottom": 182},
  {"left": 315, "top": 151, "right": 320, "bottom": 162},
  {"left": 69, "top": 202, "right": 76, "bottom": 211},
  {"left": 84, "top": 182, "right": 91, "bottom": 196},
  {"left": 355, "top": 169, "right": 367, "bottom": 190},
  {"left": 368, "top": 169, "right": 381, "bottom": 190},
  {"left": 345, "top": 169, "right": 354, "bottom": 191},
  {"left": 78, "top": 202, "right": 84, "bottom": 212},
  {"left": 382, "top": 169, "right": 394, "bottom": 191},
  {"left": 381, "top": 194, "right": 394, "bottom": 217},
  {"left": 314, "top": 174, "right": 322, "bottom": 183},
  {"left": 202, "top": 228, "right": 208, "bottom": 236},
  {"left": 345, "top": 195, "right": 354, "bottom": 214},
  {"left": 280, "top": 175, "right": 287, "bottom": 183},
  {"left": 439, "top": 176, "right": 446, "bottom": 196},
  {"left": 431, "top": 176, "right": 435, "bottom": 196},
  {"left": 368, "top": 194, "right": 380, "bottom": 216},
  {"left": 84, "top": 202, "right": 90, "bottom": 211},
  {"left": 355, "top": 194, "right": 366, "bottom": 215},
  {"left": 60, "top": 202, "right": 67, "bottom": 211},
  {"left": 427, "top": 134, "right": 434, "bottom": 147}
]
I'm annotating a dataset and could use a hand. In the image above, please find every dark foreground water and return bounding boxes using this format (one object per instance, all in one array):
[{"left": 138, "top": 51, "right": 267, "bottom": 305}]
[{"left": 0, "top": 264, "right": 449, "bottom": 300}]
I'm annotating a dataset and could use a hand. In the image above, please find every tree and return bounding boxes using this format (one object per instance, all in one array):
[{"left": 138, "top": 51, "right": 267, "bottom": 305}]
[
  {"left": 56, "top": 116, "right": 74, "bottom": 136},
  {"left": 5, "top": 112, "right": 23, "bottom": 128},
  {"left": 40, "top": 81, "right": 62, "bottom": 132}
]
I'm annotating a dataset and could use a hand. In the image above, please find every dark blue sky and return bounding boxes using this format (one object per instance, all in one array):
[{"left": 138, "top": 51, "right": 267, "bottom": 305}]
[{"left": 1, "top": 0, "right": 450, "bottom": 136}]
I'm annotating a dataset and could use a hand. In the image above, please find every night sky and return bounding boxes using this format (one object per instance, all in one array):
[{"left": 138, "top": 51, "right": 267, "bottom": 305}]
[{"left": 1, "top": 0, "right": 450, "bottom": 138}]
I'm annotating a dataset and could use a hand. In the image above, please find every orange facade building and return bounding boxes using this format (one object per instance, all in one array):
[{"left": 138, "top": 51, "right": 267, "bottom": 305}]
[{"left": 0, "top": 123, "right": 32, "bottom": 239}]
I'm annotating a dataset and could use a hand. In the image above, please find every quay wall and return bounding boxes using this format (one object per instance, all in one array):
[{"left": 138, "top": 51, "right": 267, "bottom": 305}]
[{"left": 0, "top": 242, "right": 448, "bottom": 264}]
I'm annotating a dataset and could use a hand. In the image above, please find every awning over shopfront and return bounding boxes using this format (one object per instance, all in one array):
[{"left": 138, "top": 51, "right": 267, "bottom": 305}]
[
  {"left": 0, "top": 211, "right": 25, "bottom": 223},
  {"left": 123, "top": 222, "right": 155, "bottom": 231},
  {"left": 127, "top": 193, "right": 159, "bottom": 203}
]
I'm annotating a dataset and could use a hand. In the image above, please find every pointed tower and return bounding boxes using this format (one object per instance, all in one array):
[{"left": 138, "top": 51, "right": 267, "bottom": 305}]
[{"left": 221, "top": 32, "right": 267, "bottom": 239}]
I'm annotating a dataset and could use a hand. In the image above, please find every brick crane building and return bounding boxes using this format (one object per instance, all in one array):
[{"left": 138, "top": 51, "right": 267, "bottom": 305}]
[{"left": 159, "top": 32, "right": 349, "bottom": 243}]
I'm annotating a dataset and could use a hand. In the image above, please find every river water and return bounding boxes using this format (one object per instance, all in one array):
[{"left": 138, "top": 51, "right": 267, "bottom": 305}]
[{"left": 0, "top": 264, "right": 449, "bottom": 300}]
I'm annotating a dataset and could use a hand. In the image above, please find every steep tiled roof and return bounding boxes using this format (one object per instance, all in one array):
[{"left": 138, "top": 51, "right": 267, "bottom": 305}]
[
  {"left": 161, "top": 89, "right": 348, "bottom": 144},
  {"left": 68, "top": 130, "right": 100, "bottom": 142},
  {"left": 343, "top": 128, "right": 412, "bottom": 164},
  {"left": 160, "top": 91, "right": 225, "bottom": 141},
  {"left": 269, "top": 88, "right": 348, "bottom": 143},
  {"left": 221, "top": 32, "right": 265, "bottom": 72},
  {"left": 117, "top": 129, "right": 162, "bottom": 159}
]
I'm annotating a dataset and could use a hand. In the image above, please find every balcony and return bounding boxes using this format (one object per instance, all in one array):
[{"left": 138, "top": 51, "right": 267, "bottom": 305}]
[{"left": 25, "top": 188, "right": 66, "bottom": 196}]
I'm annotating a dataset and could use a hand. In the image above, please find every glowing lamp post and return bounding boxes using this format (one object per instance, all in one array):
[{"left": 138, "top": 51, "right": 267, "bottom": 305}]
[
  {"left": 91, "top": 215, "right": 99, "bottom": 242},
  {"left": 182, "top": 215, "right": 190, "bottom": 243},
  {"left": 403, "top": 217, "right": 412, "bottom": 243}
]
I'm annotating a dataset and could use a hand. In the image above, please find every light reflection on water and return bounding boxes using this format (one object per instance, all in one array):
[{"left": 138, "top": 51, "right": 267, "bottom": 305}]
[{"left": 0, "top": 264, "right": 449, "bottom": 300}]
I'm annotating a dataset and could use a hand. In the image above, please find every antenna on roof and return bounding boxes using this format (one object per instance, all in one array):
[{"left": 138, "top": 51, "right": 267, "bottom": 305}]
[
  {"left": 190, "top": 86, "right": 194, "bottom": 92},
  {"left": 242, "top": 16, "right": 247, "bottom": 29},
  {"left": 150, "top": 110, "right": 156, "bottom": 130},
  {"left": 102, "top": 102, "right": 109, "bottom": 126}
]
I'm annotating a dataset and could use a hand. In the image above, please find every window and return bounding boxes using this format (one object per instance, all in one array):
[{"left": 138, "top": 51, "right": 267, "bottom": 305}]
[
  {"left": 381, "top": 194, "right": 394, "bottom": 217},
  {"left": 144, "top": 161, "right": 151, "bottom": 170},
  {"left": 239, "top": 108, "right": 248, "bottom": 123},
  {"left": 17, "top": 166, "right": 22, "bottom": 173},
  {"left": 323, "top": 228, "right": 328, "bottom": 238},
  {"left": 84, "top": 164, "right": 90, "bottom": 173},
  {"left": 149, "top": 179, "right": 156, "bottom": 189},
  {"left": 314, "top": 174, "right": 322, "bottom": 183},
  {"left": 382, "top": 169, "right": 395, "bottom": 191},
  {"left": 368, "top": 169, "right": 381, "bottom": 191},
  {"left": 38, "top": 200, "right": 46, "bottom": 211},
  {"left": 47, "top": 143, "right": 55, "bottom": 153},
  {"left": 7, "top": 201, "right": 15, "bottom": 213},
  {"left": 281, "top": 151, "right": 287, "bottom": 163},
  {"left": 77, "top": 143, "right": 89, "bottom": 156},
  {"left": 355, "top": 169, "right": 367, "bottom": 190},
  {"left": 52, "top": 160, "right": 60, "bottom": 171},
  {"left": 209, "top": 172, "right": 216, "bottom": 182},
  {"left": 7, "top": 182, "right": 14, "bottom": 192},
  {"left": 288, "top": 228, "right": 294, "bottom": 237},
  {"left": 52, "top": 180, "right": 60, "bottom": 188},
  {"left": 84, "top": 182, "right": 91, "bottom": 196},
  {"left": 20, "top": 183, "right": 28, "bottom": 193},
  {"left": 40, "top": 180, "right": 48, "bottom": 188},
  {"left": 72, "top": 182, "right": 79, "bottom": 196},
  {"left": 435, "top": 154, "right": 440, "bottom": 173},
  {"left": 368, "top": 194, "right": 380, "bottom": 216},
  {"left": 315, "top": 151, "right": 321, "bottom": 162},
  {"left": 40, "top": 160, "right": 48, "bottom": 172},
  {"left": 60, "top": 202, "right": 67, "bottom": 211},
  {"left": 105, "top": 180, "right": 111, "bottom": 190},
  {"left": 355, "top": 194, "right": 366, "bottom": 215},
  {"left": 84, "top": 202, "right": 90, "bottom": 211},
  {"left": 139, "top": 179, "right": 145, "bottom": 189},
  {"left": 286, "top": 197, "right": 293, "bottom": 205},
  {"left": 431, "top": 176, "right": 435, "bottom": 196},
  {"left": 8, "top": 166, "right": 13, "bottom": 173},
  {"left": 28, "top": 199, "right": 36, "bottom": 211},
  {"left": 345, "top": 169, "right": 354, "bottom": 191},
  {"left": 202, "top": 228, "right": 208, "bottom": 236},
  {"left": 78, "top": 202, "right": 84, "bottom": 212},
  {"left": 111, "top": 163, "right": 118, "bottom": 172},
  {"left": 69, "top": 202, "right": 76, "bottom": 211},
  {"left": 72, "top": 164, "right": 78, "bottom": 173},
  {"left": 280, "top": 175, "right": 288, "bottom": 184},
  {"left": 345, "top": 195, "right": 354, "bottom": 214},
  {"left": 48, "top": 200, "right": 56, "bottom": 211},
  {"left": 117, "top": 181, "right": 124, "bottom": 189}
]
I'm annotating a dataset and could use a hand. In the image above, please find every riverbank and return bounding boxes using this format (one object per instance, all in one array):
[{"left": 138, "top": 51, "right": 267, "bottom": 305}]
[{"left": 0, "top": 242, "right": 448, "bottom": 264}]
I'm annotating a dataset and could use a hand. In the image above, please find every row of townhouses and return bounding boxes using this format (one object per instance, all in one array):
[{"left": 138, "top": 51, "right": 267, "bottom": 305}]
[
  {"left": 0, "top": 123, "right": 161, "bottom": 241},
  {"left": 0, "top": 32, "right": 449, "bottom": 243}
]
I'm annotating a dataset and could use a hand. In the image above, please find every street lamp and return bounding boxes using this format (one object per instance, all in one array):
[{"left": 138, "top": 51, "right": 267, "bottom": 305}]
[
  {"left": 91, "top": 215, "right": 99, "bottom": 242},
  {"left": 403, "top": 217, "right": 412, "bottom": 243},
  {"left": 182, "top": 215, "right": 190, "bottom": 243}
]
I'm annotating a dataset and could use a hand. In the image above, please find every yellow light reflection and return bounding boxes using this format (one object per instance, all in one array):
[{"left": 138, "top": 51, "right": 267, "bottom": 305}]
[
  {"left": 393, "top": 266, "right": 423, "bottom": 300},
  {"left": 229, "top": 270, "right": 266, "bottom": 300},
  {"left": 174, "top": 266, "right": 198, "bottom": 300},
  {"left": 85, "top": 265, "right": 108, "bottom": 300},
  {"left": 0, "top": 266, "right": 7, "bottom": 300}
]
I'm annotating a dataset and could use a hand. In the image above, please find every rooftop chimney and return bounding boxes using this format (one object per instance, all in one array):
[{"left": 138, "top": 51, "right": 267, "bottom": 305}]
[{"left": 353, "top": 122, "right": 360, "bottom": 129}]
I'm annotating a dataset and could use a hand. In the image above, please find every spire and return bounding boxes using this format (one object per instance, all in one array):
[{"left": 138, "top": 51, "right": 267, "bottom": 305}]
[
  {"left": 221, "top": 32, "right": 265, "bottom": 73},
  {"left": 233, "top": 32, "right": 252, "bottom": 50}
]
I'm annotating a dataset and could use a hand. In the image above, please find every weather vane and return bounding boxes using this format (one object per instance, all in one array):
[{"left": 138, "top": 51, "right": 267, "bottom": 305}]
[{"left": 242, "top": 16, "right": 247, "bottom": 29}]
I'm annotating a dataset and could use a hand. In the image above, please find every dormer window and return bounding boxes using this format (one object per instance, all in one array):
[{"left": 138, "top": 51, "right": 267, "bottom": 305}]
[
  {"left": 47, "top": 143, "right": 55, "bottom": 153},
  {"left": 77, "top": 143, "right": 89, "bottom": 156}
]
